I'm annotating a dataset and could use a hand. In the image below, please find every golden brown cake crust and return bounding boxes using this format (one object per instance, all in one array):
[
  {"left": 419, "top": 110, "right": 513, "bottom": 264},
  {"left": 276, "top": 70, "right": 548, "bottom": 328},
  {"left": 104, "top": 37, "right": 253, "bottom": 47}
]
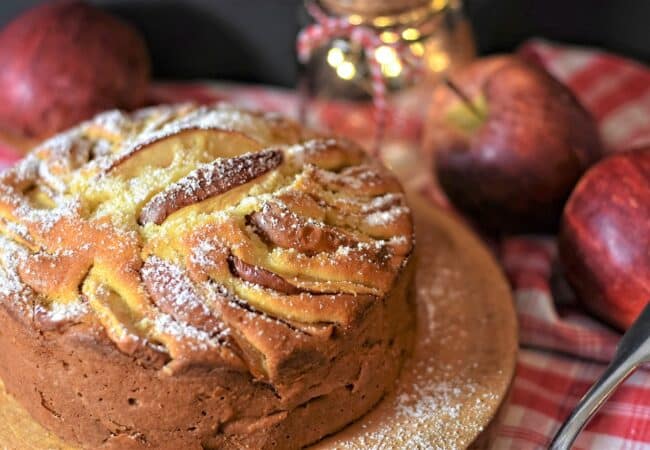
[{"left": 0, "top": 104, "right": 415, "bottom": 449}]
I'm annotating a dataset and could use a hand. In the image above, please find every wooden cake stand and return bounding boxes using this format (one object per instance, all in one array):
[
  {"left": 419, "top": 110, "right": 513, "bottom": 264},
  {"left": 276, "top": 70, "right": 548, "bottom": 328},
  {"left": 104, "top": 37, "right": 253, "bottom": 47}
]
[{"left": 0, "top": 187, "right": 517, "bottom": 449}]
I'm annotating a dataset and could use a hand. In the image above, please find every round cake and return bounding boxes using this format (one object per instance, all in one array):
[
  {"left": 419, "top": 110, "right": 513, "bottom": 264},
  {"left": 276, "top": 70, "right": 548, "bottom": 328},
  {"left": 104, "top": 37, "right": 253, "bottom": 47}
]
[{"left": 0, "top": 104, "right": 415, "bottom": 449}]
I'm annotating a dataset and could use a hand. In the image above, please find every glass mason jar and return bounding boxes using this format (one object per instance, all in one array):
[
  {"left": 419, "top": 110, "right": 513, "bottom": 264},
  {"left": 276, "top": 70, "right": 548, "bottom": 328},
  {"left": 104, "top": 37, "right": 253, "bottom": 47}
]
[{"left": 298, "top": 0, "right": 476, "bottom": 158}]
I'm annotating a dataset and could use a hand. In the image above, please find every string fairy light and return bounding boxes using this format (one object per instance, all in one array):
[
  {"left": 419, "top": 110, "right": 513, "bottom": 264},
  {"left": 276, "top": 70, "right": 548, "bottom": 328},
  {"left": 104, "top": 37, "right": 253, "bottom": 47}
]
[{"left": 297, "top": 3, "right": 425, "bottom": 152}]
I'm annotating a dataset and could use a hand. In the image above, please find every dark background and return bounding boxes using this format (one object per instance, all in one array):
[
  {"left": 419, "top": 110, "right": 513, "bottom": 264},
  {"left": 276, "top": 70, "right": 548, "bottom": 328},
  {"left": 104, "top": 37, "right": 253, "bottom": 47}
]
[{"left": 1, "top": 0, "right": 648, "bottom": 87}]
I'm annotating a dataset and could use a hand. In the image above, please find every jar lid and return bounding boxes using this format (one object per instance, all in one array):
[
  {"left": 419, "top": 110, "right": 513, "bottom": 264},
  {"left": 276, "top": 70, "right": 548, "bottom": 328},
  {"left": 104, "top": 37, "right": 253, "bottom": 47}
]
[
  {"left": 321, "top": 0, "right": 429, "bottom": 15},
  {"left": 318, "top": 0, "right": 449, "bottom": 27}
]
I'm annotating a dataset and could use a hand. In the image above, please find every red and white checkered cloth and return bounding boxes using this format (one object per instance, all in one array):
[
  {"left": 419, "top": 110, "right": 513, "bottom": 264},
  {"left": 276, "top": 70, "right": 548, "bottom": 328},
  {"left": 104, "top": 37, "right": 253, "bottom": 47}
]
[{"left": 1, "top": 39, "right": 649, "bottom": 449}]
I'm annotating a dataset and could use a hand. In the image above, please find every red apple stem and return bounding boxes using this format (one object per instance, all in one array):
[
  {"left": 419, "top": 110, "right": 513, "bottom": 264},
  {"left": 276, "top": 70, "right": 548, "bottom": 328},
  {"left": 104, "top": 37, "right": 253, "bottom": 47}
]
[{"left": 443, "top": 78, "right": 484, "bottom": 120}]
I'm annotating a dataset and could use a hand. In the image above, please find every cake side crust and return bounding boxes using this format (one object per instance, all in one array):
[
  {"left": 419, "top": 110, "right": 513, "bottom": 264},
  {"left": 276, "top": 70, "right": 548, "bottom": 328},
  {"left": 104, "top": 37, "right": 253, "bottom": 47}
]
[{"left": 0, "top": 256, "right": 414, "bottom": 449}]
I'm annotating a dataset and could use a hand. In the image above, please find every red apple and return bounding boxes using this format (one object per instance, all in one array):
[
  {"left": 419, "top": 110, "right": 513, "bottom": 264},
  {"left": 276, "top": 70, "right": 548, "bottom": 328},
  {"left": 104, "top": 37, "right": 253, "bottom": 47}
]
[
  {"left": 559, "top": 146, "right": 650, "bottom": 330},
  {"left": 0, "top": 0, "right": 150, "bottom": 139},
  {"left": 424, "top": 55, "right": 604, "bottom": 233}
]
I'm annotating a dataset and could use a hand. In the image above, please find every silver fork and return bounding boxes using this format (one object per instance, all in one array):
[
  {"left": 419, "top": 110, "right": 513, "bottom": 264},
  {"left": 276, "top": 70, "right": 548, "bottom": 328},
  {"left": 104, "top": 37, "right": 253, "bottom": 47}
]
[{"left": 550, "top": 302, "right": 650, "bottom": 450}]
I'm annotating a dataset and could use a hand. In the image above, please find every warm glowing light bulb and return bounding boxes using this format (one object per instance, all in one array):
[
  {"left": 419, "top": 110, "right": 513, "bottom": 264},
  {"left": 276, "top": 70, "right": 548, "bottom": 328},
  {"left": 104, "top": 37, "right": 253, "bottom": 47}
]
[
  {"left": 380, "top": 31, "right": 399, "bottom": 44},
  {"left": 373, "top": 16, "right": 393, "bottom": 27},
  {"left": 401, "top": 28, "right": 420, "bottom": 41},
  {"left": 374, "top": 46, "right": 398, "bottom": 65},
  {"left": 326, "top": 47, "right": 345, "bottom": 67},
  {"left": 410, "top": 42, "right": 425, "bottom": 56},
  {"left": 428, "top": 51, "right": 450, "bottom": 72},
  {"left": 336, "top": 61, "right": 357, "bottom": 80},
  {"left": 432, "top": 0, "right": 448, "bottom": 11},
  {"left": 381, "top": 59, "right": 403, "bottom": 78},
  {"left": 348, "top": 14, "right": 363, "bottom": 25}
]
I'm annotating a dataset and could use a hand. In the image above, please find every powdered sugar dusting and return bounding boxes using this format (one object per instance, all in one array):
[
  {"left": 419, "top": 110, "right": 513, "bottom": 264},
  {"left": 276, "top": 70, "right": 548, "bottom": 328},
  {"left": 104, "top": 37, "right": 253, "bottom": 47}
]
[
  {"left": 5, "top": 154, "right": 39, "bottom": 186},
  {"left": 111, "top": 104, "right": 278, "bottom": 167},
  {"left": 172, "top": 104, "right": 261, "bottom": 133},
  {"left": 142, "top": 258, "right": 206, "bottom": 310},
  {"left": 142, "top": 257, "right": 230, "bottom": 342},
  {"left": 152, "top": 313, "right": 218, "bottom": 351},
  {"left": 226, "top": 297, "right": 301, "bottom": 340},
  {"left": 0, "top": 236, "right": 30, "bottom": 305},
  {"left": 190, "top": 240, "right": 219, "bottom": 269},
  {"left": 16, "top": 198, "right": 78, "bottom": 233},
  {"left": 287, "top": 138, "right": 338, "bottom": 156},
  {"left": 360, "top": 193, "right": 402, "bottom": 213},
  {"left": 1, "top": 219, "right": 30, "bottom": 243},
  {"left": 364, "top": 206, "right": 409, "bottom": 227},
  {"left": 37, "top": 300, "right": 89, "bottom": 323}
]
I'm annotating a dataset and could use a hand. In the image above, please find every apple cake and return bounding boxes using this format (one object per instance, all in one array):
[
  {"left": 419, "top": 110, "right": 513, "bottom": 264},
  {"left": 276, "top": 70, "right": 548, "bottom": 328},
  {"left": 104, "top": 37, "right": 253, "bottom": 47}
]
[{"left": 0, "top": 104, "right": 415, "bottom": 449}]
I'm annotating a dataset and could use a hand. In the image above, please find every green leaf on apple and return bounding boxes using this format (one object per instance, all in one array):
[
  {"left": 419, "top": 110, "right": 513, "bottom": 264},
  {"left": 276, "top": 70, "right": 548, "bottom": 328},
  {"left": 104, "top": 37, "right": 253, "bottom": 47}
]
[{"left": 445, "top": 94, "right": 488, "bottom": 134}]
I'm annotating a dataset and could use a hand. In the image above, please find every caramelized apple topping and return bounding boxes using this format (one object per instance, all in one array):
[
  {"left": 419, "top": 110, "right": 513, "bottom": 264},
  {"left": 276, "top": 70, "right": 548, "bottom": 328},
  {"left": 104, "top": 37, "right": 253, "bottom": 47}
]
[
  {"left": 139, "top": 149, "right": 283, "bottom": 225},
  {"left": 105, "top": 127, "right": 262, "bottom": 178},
  {"left": 228, "top": 254, "right": 302, "bottom": 295},
  {"left": 142, "top": 257, "right": 225, "bottom": 335},
  {"left": 248, "top": 202, "right": 355, "bottom": 255}
]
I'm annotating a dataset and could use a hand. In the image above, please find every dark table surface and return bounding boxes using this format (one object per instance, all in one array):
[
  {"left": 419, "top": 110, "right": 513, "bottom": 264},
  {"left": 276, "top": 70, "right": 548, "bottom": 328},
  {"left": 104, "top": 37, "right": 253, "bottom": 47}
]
[{"left": 1, "top": 0, "right": 648, "bottom": 87}]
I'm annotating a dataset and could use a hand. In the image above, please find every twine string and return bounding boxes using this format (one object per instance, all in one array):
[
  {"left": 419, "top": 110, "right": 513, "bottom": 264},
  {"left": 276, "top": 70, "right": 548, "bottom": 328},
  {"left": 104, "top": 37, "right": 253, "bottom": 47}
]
[{"left": 297, "top": 3, "right": 423, "bottom": 155}]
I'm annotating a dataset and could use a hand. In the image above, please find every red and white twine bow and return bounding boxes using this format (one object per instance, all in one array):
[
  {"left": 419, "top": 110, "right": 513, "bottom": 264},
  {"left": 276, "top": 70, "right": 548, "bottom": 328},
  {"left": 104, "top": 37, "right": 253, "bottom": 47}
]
[{"left": 297, "top": 3, "right": 423, "bottom": 154}]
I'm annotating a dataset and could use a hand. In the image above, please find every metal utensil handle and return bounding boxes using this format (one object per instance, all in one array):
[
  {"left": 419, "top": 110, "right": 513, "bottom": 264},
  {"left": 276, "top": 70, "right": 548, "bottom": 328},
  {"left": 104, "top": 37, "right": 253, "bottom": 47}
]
[{"left": 550, "top": 303, "right": 650, "bottom": 450}]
